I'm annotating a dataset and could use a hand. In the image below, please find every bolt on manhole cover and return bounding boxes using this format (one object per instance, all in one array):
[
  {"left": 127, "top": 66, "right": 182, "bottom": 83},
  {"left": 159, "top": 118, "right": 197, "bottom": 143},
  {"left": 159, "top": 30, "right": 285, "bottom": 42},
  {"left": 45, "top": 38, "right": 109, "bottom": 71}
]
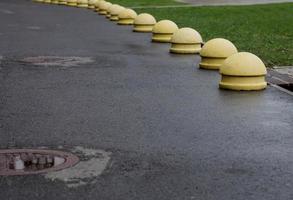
[{"left": 0, "top": 149, "right": 79, "bottom": 176}]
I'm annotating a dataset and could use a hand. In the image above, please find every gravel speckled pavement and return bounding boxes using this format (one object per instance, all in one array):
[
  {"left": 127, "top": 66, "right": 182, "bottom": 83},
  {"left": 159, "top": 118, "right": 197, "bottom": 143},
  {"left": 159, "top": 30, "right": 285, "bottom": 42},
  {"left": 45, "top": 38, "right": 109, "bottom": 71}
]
[{"left": 0, "top": 0, "right": 293, "bottom": 200}]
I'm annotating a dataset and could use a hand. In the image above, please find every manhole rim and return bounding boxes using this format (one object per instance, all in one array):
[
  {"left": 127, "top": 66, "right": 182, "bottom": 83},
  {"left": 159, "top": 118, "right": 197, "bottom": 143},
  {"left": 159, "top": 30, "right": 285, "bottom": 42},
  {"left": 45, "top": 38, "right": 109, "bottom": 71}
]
[{"left": 0, "top": 149, "right": 79, "bottom": 176}]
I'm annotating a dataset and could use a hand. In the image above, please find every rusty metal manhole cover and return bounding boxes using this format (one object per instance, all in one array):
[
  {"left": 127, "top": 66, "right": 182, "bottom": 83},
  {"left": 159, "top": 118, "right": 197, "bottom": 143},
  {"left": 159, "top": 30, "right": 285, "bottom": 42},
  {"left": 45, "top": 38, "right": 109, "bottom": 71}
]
[{"left": 0, "top": 149, "right": 79, "bottom": 176}]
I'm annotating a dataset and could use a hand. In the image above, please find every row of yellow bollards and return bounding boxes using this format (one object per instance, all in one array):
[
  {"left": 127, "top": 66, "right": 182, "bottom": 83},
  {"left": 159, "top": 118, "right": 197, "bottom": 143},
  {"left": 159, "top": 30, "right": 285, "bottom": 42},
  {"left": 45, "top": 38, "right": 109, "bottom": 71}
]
[{"left": 33, "top": 0, "right": 267, "bottom": 91}]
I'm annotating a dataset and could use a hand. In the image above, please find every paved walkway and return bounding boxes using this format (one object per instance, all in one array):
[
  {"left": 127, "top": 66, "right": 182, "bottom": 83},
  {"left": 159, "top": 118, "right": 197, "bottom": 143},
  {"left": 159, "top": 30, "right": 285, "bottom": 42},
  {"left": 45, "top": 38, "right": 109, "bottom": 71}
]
[{"left": 0, "top": 1, "right": 293, "bottom": 200}]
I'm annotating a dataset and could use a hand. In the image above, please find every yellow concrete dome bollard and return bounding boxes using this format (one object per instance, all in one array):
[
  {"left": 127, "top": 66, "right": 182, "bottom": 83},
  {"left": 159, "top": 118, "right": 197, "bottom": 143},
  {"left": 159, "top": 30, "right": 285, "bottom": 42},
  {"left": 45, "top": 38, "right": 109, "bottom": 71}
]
[
  {"left": 152, "top": 20, "right": 178, "bottom": 43},
  {"left": 77, "top": 0, "right": 88, "bottom": 8},
  {"left": 117, "top": 9, "right": 137, "bottom": 25},
  {"left": 133, "top": 13, "right": 156, "bottom": 32},
  {"left": 94, "top": 0, "right": 103, "bottom": 12},
  {"left": 51, "top": 0, "right": 59, "bottom": 4},
  {"left": 199, "top": 38, "right": 238, "bottom": 70},
  {"left": 99, "top": 2, "right": 112, "bottom": 15},
  {"left": 58, "top": 0, "right": 68, "bottom": 5},
  {"left": 67, "top": 0, "right": 77, "bottom": 6},
  {"left": 109, "top": 5, "right": 125, "bottom": 21},
  {"left": 170, "top": 27, "right": 203, "bottom": 54},
  {"left": 44, "top": 0, "right": 52, "bottom": 3},
  {"left": 88, "top": 0, "right": 98, "bottom": 9},
  {"left": 105, "top": 4, "right": 118, "bottom": 18},
  {"left": 219, "top": 52, "right": 267, "bottom": 91}
]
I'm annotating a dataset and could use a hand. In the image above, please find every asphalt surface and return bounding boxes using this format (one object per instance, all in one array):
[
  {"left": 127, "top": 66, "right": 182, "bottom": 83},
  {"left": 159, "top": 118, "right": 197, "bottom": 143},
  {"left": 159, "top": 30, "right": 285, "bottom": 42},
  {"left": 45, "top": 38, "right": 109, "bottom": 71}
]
[
  {"left": 0, "top": 0, "right": 293, "bottom": 200},
  {"left": 182, "top": 0, "right": 293, "bottom": 6}
]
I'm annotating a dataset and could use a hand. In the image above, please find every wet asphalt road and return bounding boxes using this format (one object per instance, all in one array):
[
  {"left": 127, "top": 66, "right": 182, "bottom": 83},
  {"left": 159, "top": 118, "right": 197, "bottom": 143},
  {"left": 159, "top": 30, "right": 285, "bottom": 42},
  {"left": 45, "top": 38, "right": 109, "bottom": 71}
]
[
  {"left": 0, "top": 0, "right": 293, "bottom": 200},
  {"left": 182, "top": 0, "right": 293, "bottom": 6}
]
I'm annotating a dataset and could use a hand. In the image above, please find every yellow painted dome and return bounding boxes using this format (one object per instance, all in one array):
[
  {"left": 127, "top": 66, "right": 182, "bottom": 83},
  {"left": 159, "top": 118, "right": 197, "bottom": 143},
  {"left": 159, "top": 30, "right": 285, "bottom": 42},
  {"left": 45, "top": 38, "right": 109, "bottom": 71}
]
[
  {"left": 118, "top": 8, "right": 137, "bottom": 19},
  {"left": 99, "top": 1, "right": 112, "bottom": 11},
  {"left": 133, "top": 13, "right": 156, "bottom": 32},
  {"left": 200, "top": 38, "right": 238, "bottom": 58},
  {"left": 117, "top": 9, "right": 137, "bottom": 25},
  {"left": 93, "top": 0, "right": 100, "bottom": 6},
  {"left": 169, "top": 27, "right": 203, "bottom": 54},
  {"left": 152, "top": 20, "right": 178, "bottom": 34},
  {"left": 77, "top": 0, "right": 88, "bottom": 5},
  {"left": 171, "top": 27, "right": 203, "bottom": 44},
  {"left": 219, "top": 52, "right": 267, "bottom": 91},
  {"left": 95, "top": 0, "right": 104, "bottom": 9},
  {"left": 109, "top": 4, "right": 124, "bottom": 15},
  {"left": 220, "top": 52, "right": 267, "bottom": 76},
  {"left": 152, "top": 20, "right": 178, "bottom": 42},
  {"left": 134, "top": 13, "right": 156, "bottom": 25},
  {"left": 88, "top": 0, "right": 98, "bottom": 8},
  {"left": 89, "top": 0, "right": 98, "bottom": 5}
]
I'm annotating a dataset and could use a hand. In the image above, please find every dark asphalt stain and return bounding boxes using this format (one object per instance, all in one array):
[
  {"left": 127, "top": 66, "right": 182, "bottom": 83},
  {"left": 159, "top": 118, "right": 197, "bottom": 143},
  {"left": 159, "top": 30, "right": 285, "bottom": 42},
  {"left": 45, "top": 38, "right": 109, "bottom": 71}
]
[{"left": 224, "top": 168, "right": 253, "bottom": 176}]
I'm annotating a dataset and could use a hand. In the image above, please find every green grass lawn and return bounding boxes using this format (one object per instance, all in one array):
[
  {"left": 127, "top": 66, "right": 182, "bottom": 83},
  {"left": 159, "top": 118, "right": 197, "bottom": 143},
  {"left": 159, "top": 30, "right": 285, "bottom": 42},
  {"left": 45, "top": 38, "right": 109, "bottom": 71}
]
[
  {"left": 109, "top": 0, "right": 183, "bottom": 7},
  {"left": 112, "top": 1, "right": 293, "bottom": 67}
]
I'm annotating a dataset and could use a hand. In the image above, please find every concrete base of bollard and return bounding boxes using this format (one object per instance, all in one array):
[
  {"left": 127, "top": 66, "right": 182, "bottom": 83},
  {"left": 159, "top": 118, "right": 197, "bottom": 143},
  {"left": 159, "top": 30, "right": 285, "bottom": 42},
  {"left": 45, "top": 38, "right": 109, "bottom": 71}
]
[
  {"left": 110, "top": 15, "right": 119, "bottom": 21},
  {"left": 133, "top": 24, "right": 154, "bottom": 33},
  {"left": 152, "top": 33, "right": 173, "bottom": 43},
  {"left": 67, "top": 2, "right": 77, "bottom": 6},
  {"left": 199, "top": 57, "right": 226, "bottom": 70},
  {"left": 99, "top": 10, "right": 107, "bottom": 15},
  {"left": 219, "top": 76, "right": 267, "bottom": 91},
  {"left": 51, "top": 1, "right": 59, "bottom": 4},
  {"left": 77, "top": 4, "right": 88, "bottom": 8},
  {"left": 117, "top": 19, "right": 134, "bottom": 25},
  {"left": 58, "top": 1, "right": 68, "bottom": 5},
  {"left": 170, "top": 43, "right": 201, "bottom": 54}
]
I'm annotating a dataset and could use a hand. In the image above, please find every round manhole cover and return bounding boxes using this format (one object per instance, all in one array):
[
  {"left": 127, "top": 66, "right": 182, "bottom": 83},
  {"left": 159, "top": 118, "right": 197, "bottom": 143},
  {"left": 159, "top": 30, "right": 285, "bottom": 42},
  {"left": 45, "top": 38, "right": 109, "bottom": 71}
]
[{"left": 0, "top": 149, "right": 79, "bottom": 176}]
